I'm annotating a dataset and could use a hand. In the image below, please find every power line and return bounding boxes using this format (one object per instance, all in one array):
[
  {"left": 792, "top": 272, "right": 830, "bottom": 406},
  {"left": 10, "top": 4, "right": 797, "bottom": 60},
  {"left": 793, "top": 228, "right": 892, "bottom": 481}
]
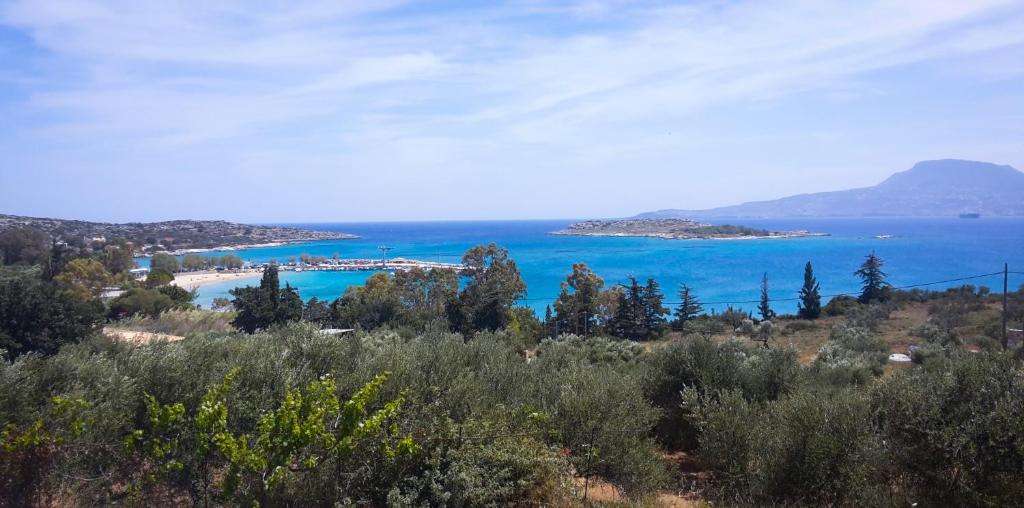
[{"left": 518, "top": 270, "right": 1009, "bottom": 307}]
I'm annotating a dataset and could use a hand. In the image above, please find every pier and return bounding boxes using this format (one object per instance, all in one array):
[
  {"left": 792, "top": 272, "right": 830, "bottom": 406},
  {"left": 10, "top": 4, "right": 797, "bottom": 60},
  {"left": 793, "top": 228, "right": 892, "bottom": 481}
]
[{"left": 260, "top": 257, "right": 465, "bottom": 273}]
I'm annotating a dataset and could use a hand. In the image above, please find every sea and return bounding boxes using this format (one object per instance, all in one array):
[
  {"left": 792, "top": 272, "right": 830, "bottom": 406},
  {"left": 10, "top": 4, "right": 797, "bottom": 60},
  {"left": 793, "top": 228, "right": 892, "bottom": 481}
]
[{"left": 168, "top": 218, "right": 1024, "bottom": 315}]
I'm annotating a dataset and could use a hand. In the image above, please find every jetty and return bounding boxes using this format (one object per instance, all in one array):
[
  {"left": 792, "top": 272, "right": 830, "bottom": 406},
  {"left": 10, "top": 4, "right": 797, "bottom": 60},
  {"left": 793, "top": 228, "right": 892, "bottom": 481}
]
[{"left": 250, "top": 257, "right": 465, "bottom": 274}]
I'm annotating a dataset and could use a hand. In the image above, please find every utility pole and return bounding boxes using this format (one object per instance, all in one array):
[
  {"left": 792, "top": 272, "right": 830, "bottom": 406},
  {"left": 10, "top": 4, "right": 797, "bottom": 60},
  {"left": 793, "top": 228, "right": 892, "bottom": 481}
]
[
  {"left": 378, "top": 245, "right": 393, "bottom": 269},
  {"left": 1003, "top": 263, "right": 1009, "bottom": 350}
]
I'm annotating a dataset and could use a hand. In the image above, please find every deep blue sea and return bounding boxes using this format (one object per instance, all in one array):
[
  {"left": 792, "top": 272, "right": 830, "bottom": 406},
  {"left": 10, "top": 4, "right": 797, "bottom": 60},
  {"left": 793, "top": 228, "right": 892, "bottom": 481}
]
[{"left": 176, "top": 218, "right": 1024, "bottom": 315}]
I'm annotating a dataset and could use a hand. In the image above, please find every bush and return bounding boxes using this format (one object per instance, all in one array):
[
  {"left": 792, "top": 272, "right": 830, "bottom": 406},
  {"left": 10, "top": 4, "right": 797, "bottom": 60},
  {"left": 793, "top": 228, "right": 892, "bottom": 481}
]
[
  {"left": 0, "top": 275, "right": 104, "bottom": 358},
  {"left": 810, "top": 324, "right": 889, "bottom": 386},
  {"left": 872, "top": 352, "right": 1024, "bottom": 506},
  {"left": 107, "top": 287, "right": 177, "bottom": 319},
  {"left": 0, "top": 324, "right": 669, "bottom": 504},
  {"left": 781, "top": 319, "right": 817, "bottom": 335},
  {"left": 823, "top": 295, "right": 859, "bottom": 316},
  {"left": 645, "top": 338, "right": 801, "bottom": 449},
  {"left": 689, "top": 386, "right": 883, "bottom": 506}
]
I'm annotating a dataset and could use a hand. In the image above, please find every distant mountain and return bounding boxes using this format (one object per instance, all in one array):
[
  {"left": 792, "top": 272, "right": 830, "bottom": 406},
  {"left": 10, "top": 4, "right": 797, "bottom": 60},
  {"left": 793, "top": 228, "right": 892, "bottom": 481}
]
[{"left": 637, "top": 159, "right": 1024, "bottom": 219}]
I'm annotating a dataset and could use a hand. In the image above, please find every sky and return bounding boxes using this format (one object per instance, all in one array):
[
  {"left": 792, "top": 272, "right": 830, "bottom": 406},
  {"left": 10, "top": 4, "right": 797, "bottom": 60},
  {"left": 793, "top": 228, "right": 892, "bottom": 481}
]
[{"left": 1, "top": 0, "right": 1023, "bottom": 223}]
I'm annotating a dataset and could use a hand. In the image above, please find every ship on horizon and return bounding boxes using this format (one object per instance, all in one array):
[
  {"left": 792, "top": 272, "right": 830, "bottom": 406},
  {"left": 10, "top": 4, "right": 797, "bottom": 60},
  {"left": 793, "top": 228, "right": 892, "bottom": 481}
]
[{"left": 959, "top": 212, "right": 981, "bottom": 219}]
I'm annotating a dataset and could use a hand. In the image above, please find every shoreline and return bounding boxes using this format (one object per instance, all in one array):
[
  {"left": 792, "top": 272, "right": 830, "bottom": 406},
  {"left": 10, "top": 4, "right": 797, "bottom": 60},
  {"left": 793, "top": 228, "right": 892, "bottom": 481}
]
[
  {"left": 172, "top": 270, "right": 262, "bottom": 290},
  {"left": 149, "top": 238, "right": 358, "bottom": 257}
]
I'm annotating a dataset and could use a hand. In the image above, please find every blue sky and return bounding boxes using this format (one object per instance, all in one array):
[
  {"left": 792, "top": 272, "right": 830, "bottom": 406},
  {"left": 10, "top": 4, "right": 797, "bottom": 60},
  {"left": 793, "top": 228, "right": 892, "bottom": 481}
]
[{"left": 1, "top": 0, "right": 1022, "bottom": 222}]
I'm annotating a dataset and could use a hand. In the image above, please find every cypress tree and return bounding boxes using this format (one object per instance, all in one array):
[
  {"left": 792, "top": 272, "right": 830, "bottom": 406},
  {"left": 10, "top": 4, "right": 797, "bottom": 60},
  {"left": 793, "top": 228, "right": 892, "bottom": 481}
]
[
  {"left": 544, "top": 305, "right": 554, "bottom": 337},
  {"left": 673, "top": 284, "right": 703, "bottom": 330},
  {"left": 855, "top": 252, "right": 889, "bottom": 303},
  {"left": 797, "top": 261, "right": 821, "bottom": 319},
  {"left": 758, "top": 273, "right": 775, "bottom": 321}
]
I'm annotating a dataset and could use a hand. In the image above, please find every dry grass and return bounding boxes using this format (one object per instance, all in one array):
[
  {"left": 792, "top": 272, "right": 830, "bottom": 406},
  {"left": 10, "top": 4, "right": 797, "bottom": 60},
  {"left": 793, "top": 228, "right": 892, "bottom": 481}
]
[
  {"left": 103, "top": 327, "right": 184, "bottom": 345},
  {"left": 113, "top": 309, "right": 236, "bottom": 337}
]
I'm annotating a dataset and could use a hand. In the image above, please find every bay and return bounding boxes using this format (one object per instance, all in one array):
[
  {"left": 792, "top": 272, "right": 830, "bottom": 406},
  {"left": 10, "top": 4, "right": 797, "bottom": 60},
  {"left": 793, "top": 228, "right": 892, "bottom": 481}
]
[{"left": 182, "top": 218, "right": 1024, "bottom": 315}]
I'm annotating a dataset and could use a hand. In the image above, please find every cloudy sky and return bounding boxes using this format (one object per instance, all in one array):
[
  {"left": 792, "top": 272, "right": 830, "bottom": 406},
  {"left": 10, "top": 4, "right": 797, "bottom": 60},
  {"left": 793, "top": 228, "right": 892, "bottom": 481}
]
[{"left": 1, "top": 0, "right": 1022, "bottom": 222}]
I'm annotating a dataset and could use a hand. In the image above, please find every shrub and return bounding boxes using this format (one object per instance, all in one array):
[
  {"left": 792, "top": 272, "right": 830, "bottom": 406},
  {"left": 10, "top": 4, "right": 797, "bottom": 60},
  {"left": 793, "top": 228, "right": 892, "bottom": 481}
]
[
  {"left": 872, "top": 352, "right": 1024, "bottom": 506},
  {"left": 810, "top": 324, "right": 889, "bottom": 386},
  {"left": 781, "top": 319, "right": 817, "bottom": 335},
  {"left": 645, "top": 338, "right": 801, "bottom": 449},
  {"left": 689, "top": 386, "right": 883, "bottom": 506},
  {"left": 108, "top": 287, "right": 178, "bottom": 319},
  {"left": 823, "top": 295, "right": 859, "bottom": 316}
]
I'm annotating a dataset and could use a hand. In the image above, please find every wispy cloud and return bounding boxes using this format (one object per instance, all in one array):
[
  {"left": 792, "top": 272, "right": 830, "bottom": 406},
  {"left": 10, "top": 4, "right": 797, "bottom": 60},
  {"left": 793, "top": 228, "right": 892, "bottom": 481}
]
[{"left": 2, "top": 0, "right": 1023, "bottom": 221}]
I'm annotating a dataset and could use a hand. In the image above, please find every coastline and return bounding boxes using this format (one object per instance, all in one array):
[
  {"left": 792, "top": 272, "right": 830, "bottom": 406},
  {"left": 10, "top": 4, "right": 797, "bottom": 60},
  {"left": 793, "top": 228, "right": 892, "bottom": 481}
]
[
  {"left": 152, "top": 238, "right": 357, "bottom": 257},
  {"left": 172, "top": 270, "right": 262, "bottom": 290}
]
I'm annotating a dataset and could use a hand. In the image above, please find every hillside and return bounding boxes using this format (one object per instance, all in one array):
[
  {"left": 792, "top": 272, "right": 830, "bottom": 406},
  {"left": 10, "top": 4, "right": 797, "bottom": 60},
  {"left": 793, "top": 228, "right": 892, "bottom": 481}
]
[
  {"left": 638, "top": 159, "right": 1024, "bottom": 218},
  {"left": 0, "top": 214, "right": 356, "bottom": 252}
]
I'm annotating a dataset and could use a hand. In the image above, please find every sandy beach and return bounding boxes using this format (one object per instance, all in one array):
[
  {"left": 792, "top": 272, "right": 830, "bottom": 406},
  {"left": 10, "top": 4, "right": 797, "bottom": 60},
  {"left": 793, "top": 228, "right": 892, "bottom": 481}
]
[{"left": 172, "top": 270, "right": 261, "bottom": 290}]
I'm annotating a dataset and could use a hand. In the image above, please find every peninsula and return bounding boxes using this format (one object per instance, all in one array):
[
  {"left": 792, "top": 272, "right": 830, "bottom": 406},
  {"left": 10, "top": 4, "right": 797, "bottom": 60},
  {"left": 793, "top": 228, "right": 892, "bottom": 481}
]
[
  {"left": 0, "top": 214, "right": 356, "bottom": 254},
  {"left": 551, "top": 218, "right": 825, "bottom": 240}
]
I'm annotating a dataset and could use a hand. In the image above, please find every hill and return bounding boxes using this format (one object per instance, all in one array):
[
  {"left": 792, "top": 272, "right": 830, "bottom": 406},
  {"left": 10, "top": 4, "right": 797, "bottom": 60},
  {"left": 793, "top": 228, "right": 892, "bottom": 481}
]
[
  {"left": 0, "top": 214, "right": 356, "bottom": 253},
  {"left": 638, "top": 159, "right": 1024, "bottom": 218}
]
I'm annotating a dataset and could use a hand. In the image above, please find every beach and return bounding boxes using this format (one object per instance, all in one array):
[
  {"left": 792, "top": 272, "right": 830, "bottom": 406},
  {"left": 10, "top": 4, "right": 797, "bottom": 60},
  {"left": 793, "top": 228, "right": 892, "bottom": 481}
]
[{"left": 172, "top": 270, "right": 261, "bottom": 290}]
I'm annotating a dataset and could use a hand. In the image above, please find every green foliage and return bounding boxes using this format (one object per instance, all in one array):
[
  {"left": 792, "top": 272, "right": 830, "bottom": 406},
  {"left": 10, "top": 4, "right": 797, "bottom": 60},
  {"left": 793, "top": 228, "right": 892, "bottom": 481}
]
[
  {"left": 181, "top": 253, "right": 244, "bottom": 271},
  {"left": 855, "top": 252, "right": 890, "bottom": 304},
  {"left": 144, "top": 268, "right": 174, "bottom": 287},
  {"left": 0, "top": 324, "right": 667, "bottom": 504},
  {"left": 689, "top": 387, "right": 882, "bottom": 506},
  {"left": 810, "top": 323, "right": 889, "bottom": 385},
  {"left": 797, "top": 261, "right": 821, "bottom": 319},
  {"left": 646, "top": 338, "right": 802, "bottom": 449},
  {"left": 230, "top": 264, "right": 302, "bottom": 332},
  {"left": 607, "top": 276, "right": 667, "bottom": 340},
  {"left": 332, "top": 272, "right": 404, "bottom": 329},
  {"left": 824, "top": 294, "right": 860, "bottom": 316},
  {"left": 672, "top": 283, "right": 703, "bottom": 331},
  {"left": 108, "top": 287, "right": 178, "bottom": 319},
  {"left": 609, "top": 277, "right": 646, "bottom": 340},
  {"left": 553, "top": 263, "right": 606, "bottom": 337},
  {"left": 54, "top": 258, "right": 112, "bottom": 301},
  {"left": 872, "top": 352, "right": 1024, "bottom": 505},
  {"left": 693, "top": 224, "right": 770, "bottom": 236},
  {"left": 98, "top": 241, "right": 137, "bottom": 275},
  {"left": 0, "top": 273, "right": 104, "bottom": 357},
  {"left": 758, "top": 272, "right": 776, "bottom": 321},
  {"left": 149, "top": 252, "right": 180, "bottom": 274},
  {"left": 0, "top": 228, "right": 51, "bottom": 266},
  {"left": 455, "top": 243, "right": 527, "bottom": 332},
  {"left": 0, "top": 395, "right": 90, "bottom": 503}
]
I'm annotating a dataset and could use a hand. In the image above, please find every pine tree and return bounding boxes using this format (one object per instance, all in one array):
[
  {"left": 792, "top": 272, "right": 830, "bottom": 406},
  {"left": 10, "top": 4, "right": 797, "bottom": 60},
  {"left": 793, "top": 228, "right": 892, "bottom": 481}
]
[
  {"left": 641, "top": 278, "right": 668, "bottom": 338},
  {"left": 552, "top": 263, "right": 604, "bottom": 337},
  {"left": 758, "top": 273, "right": 775, "bottom": 321},
  {"left": 797, "top": 261, "right": 821, "bottom": 319},
  {"left": 673, "top": 284, "right": 703, "bottom": 330},
  {"left": 855, "top": 252, "right": 889, "bottom": 303},
  {"left": 609, "top": 277, "right": 646, "bottom": 340}
]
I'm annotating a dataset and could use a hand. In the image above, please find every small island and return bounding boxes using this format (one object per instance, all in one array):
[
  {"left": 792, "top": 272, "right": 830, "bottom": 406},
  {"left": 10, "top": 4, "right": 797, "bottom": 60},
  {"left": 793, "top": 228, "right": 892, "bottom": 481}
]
[{"left": 550, "top": 218, "right": 826, "bottom": 240}]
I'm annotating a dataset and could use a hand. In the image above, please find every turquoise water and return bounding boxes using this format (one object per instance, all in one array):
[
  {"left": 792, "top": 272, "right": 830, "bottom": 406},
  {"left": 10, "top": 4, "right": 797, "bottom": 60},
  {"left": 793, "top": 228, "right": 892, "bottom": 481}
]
[{"left": 183, "top": 218, "right": 1024, "bottom": 315}]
